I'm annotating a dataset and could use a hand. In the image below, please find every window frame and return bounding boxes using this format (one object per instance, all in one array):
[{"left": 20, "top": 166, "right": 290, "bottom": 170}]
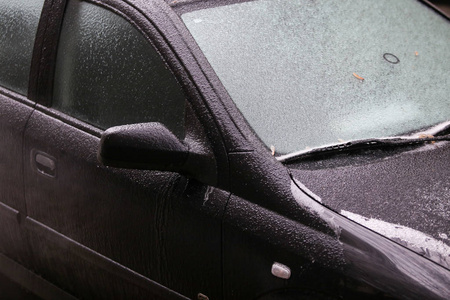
[
  {"left": 28, "top": 0, "right": 67, "bottom": 104},
  {"left": 50, "top": 0, "right": 187, "bottom": 137},
  {"left": 29, "top": 0, "right": 195, "bottom": 137},
  {"left": 29, "top": 0, "right": 232, "bottom": 186}
]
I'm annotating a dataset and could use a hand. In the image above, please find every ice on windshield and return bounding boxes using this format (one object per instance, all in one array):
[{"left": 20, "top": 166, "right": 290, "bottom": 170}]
[{"left": 182, "top": 0, "right": 450, "bottom": 154}]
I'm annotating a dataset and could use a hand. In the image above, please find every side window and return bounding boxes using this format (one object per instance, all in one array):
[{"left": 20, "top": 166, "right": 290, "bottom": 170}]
[
  {"left": 53, "top": 0, "right": 185, "bottom": 138},
  {"left": 0, "top": 0, "right": 45, "bottom": 95}
]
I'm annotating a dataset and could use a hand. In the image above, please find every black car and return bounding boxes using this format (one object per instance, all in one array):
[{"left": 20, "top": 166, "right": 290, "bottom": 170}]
[{"left": 1, "top": 0, "right": 449, "bottom": 299}]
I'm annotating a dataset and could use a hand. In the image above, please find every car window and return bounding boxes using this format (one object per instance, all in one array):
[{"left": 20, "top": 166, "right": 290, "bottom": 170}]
[
  {"left": 182, "top": 0, "right": 450, "bottom": 154},
  {"left": 53, "top": 0, "right": 185, "bottom": 138},
  {"left": 0, "top": 0, "right": 45, "bottom": 95}
]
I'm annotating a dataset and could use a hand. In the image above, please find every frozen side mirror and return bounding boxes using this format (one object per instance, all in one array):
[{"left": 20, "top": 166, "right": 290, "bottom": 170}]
[{"left": 98, "top": 122, "right": 189, "bottom": 171}]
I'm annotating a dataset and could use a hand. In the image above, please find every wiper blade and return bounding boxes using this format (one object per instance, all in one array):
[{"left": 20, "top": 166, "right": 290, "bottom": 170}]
[
  {"left": 422, "top": 120, "right": 450, "bottom": 136},
  {"left": 278, "top": 133, "right": 450, "bottom": 163}
]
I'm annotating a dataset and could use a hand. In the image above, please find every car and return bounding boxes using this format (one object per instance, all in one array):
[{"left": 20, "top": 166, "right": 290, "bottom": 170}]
[{"left": 0, "top": 0, "right": 449, "bottom": 299}]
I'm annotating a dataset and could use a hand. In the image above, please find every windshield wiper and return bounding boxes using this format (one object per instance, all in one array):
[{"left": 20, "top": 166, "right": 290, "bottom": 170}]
[
  {"left": 424, "top": 120, "right": 450, "bottom": 136},
  {"left": 278, "top": 135, "right": 450, "bottom": 163},
  {"left": 278, "top": 121, "right": 450, "bottom": 163}
]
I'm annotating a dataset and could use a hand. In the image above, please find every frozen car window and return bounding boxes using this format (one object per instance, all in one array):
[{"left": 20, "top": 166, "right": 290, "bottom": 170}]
[
  {"left": 53, "top": 0, "right": 185, "bottom": 138},
  {"left": 182, "top": 0, "right": 450, "bottom": 154},
  {"left": 0, "top": 0, "right": 45, "bottom": 95}
]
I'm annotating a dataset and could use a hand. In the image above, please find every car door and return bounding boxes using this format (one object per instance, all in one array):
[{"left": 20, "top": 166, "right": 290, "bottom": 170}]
[
  {"left": 0, "top": 0, "right": 44, "bottom": 268},
  {"left": 22, "top": 0, "right": 226, "bottom": 299}
]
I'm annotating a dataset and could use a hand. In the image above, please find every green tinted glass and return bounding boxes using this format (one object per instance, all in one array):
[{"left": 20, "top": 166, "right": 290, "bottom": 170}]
[
  {"left": 53, "top": 0, "right": 185, "bottom": 137},
  {"left": 0, "top": 0, "right": 45, "bottom": 95}
]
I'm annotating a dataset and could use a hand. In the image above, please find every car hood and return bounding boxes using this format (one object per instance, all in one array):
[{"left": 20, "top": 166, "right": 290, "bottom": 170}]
[{"left": 287, "top": 141, "right": 450, "bottom": 269}]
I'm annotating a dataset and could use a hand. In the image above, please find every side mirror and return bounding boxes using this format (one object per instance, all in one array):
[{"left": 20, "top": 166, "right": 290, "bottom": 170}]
[
  {"left": 98, "top": 122, "right": 217, "bottom": 185},
  {"left": 98, "top": 122, "right": 189, "bottom": 171}
]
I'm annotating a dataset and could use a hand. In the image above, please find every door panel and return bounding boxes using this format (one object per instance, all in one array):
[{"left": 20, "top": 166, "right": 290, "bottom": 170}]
[
  {"left": 0, "top": 92, "right": 34, "bottom": 265},
  {"left": 0, "top": 0, "right": 45, "bottom": 277},
  {"left": 20, "top": 0, "right": 225, "bottom": 297},
  {"left": 0, "top": 94, "right": 33, "bottom": 212},
  {"left": 23, "top": 108, "right": 225, "bottom": 299}
]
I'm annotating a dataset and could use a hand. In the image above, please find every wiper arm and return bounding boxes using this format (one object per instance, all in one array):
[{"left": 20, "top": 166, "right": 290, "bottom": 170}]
[{"left": 278, "top": 133, "right": 450, "bottom": 163}]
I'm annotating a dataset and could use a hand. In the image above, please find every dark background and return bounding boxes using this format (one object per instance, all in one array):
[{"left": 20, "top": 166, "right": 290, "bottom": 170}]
[{"left": 431, "top": 0, "right": 450, "bottom": 14}]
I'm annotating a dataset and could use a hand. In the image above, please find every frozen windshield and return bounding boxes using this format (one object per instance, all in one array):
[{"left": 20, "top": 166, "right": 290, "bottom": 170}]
[{"left": 182, "top": 0, "right": 450, "bottom": 154}]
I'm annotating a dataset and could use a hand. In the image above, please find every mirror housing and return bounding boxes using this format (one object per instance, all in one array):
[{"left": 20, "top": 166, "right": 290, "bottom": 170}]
[{"left": 98, "top": 122, "right": 189, "bottom": 171}]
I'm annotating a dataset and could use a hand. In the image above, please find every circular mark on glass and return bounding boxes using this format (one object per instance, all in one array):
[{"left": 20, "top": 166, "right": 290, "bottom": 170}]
[{"left": 383, "top": 53, "right": 400, "bottom": 64}]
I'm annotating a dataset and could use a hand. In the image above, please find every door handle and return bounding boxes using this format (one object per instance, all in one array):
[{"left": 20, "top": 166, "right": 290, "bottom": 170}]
[{"left": 33, "top": 151, "right": 56, "bottom": 177}]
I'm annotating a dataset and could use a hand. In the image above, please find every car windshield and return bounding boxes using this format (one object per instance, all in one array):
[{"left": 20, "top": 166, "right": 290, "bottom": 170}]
[{"left": 181, "top": 0, "right": 450, "bottom": 154}]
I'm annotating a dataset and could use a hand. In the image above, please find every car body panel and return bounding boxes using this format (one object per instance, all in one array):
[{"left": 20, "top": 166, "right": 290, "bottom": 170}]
[
  {"left": 289, "top": 141, "right": 450, "bottom": 268},
  {"left": 0, "top": 88, "right": 35, "bottom": 268},
  {"left": 22, "top": 102, "right": 226, "bottom": 298},
  {"left": 0, "top": 0, "right": 449, "bottom": 299}
]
